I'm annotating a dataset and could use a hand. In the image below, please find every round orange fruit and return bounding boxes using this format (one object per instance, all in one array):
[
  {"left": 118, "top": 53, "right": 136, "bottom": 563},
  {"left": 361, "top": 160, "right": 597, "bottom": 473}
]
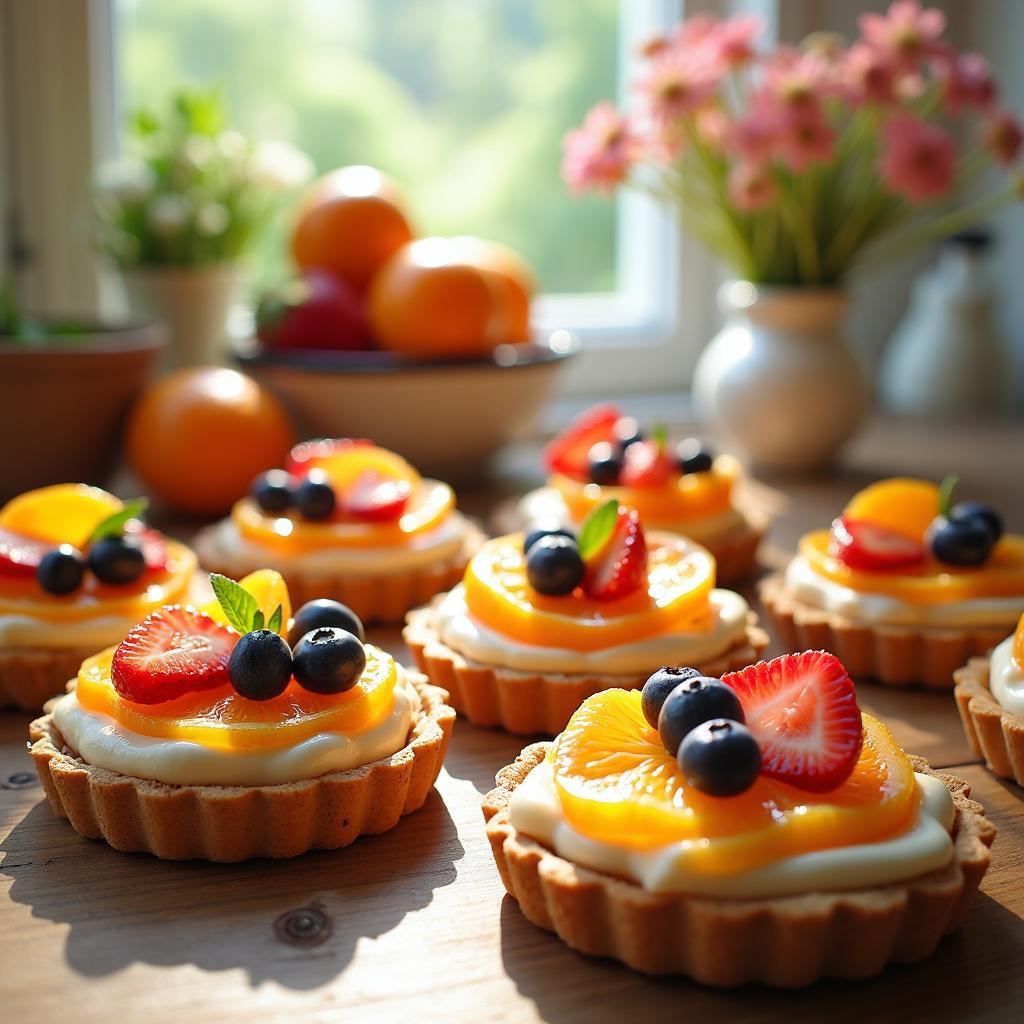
[
  {"left": 452, "top": 236, "right": 535, "bottom": 343},
  {"left": 125, "top": 368, "right": 294, "bottom": 517},
  {"left": 291, "top": 165, "right": 414, "bottom": 293}
]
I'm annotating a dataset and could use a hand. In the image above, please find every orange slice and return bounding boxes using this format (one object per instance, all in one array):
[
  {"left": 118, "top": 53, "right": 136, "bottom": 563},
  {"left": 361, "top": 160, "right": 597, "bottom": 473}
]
[
  {"left": 202, "top": 568, "right": 291, "bottom": 635},
  {"left": 76, "top": 641, "right": 399, "bottom": 751},
  {"left": 463, "top": 533, "right": 715, "bottom": 651},
  {"left": 550, "top": 689, "right": 918, "bottom": 874},
  {"left": 0, "top": 484, "right": 122, "bottom": 548},
  {"left": 800, "top": 530, "right": 1024, "bottom": 604},
  {"left": 1012, "top": 612, "right": 1024, "bottom": 668},
  {"left": 301, "top": 442, "right": 421, "bottom": 493},
  {"left": 843, "top": 478, "right": 939, "bottom": 543},
  {"left": 550, "top": 455, "right": 736, "bottom": 526}
]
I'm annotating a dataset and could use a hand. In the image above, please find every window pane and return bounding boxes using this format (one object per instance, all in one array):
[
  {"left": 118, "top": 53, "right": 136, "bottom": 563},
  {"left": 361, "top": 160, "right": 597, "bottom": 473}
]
[{"left": 115, "top": 0, "right": 619, "bottom": 294}]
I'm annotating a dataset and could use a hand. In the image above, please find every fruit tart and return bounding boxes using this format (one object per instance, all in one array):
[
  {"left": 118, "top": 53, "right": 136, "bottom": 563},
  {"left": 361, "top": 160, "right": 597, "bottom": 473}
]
[
  {"left": 761, "top": 477, "right": 1024, "bottom": 688},
  {"left": 405, "top": 499, "right": 768, "bottom": 735},
  {"left": 28, "top": 570, "right": 454, "bottom": 861},
  {"left": 954, "top": 612, "right": 1024, "bottom": 787},
  {"left": 484, "top": 652, "right": 995, "bottom": 987},
  {"left": 0, "top": 484, "right": 197, "bottom": 710},
  {"left": 195, "top": 438, "right": 485, "bottom": 625},
  {"left": 515, "top": 404, "right": 769, "bottom": 584}
]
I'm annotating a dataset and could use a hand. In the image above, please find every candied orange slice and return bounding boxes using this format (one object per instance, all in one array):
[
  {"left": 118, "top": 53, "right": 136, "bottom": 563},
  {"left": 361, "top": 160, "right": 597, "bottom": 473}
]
[
  {"left": 800, "top": 530, "right": 1024, "bottom": 604},
  {"left": 1013, "top": 612, "right": 1024, "bottom": 668},
  {"left": 551, "top": 455, "right": 736, "bottom": 526},
  {"left": 550, "top": 689, "right": 918, "bottom": 874},
  {"left": 300, "top": 442, "right": 421, "bottom": 492},
  {"left": 0, "top": 484, "right": 122, "bottom": 548},
  {"left": 76, "top": 641, "right": 399, "bottom": 751},
  {"left": 463, "top": 533, "right": 714, "bottom": 651},
  {"left": 201, "top": 568, "right": 291, "bottom": 635},
  {"left": 843, "top": 478, "right": 939, "bottom": 543}
]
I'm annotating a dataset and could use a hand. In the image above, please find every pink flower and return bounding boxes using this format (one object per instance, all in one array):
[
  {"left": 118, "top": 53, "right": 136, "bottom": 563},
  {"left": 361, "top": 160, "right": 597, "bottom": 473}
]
[
  {"left": 726, "top": 107, "right": 779, "bottom": 163},
  {"left": 982, "top": 110, "right": 1024, "bottom": 166},
  {"left": 763, "top": 48, "right": 835, "bottom": 110},
  {"left": 671, "top": 13, "right": 719, "bottom": 50},
  {"left": 695, "top": 108, "right": 730, "bottom": 148},
  {"left": 937, "top": 52, "right": 997, "bottom": 113},
  {"left": 843, "top": 43, "right": 899, "bottom": 105},
  {"left": 561, "top": 102, "right": 640, "bottom": 195},
  {"left": 634, "top": 50, "right": 720, "bottom": 125},
  {"left": 776, "top": 107, "right": 837, "bottom": 171},
  {"left": 708, "top": 15, "right": 762, "bottom": 69},
  {"left": 728, "top": 163, "right": 778, "bottom": 212},
  {"left": 879, "top": 116, "right": 956, "bottom": 203},
  {"left": 859, "top": 1, "right": 946, "bottom": 71}
]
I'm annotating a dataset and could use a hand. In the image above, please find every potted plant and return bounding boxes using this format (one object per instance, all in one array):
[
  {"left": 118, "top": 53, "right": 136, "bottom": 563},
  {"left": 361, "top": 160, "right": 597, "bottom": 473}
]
[
  {"left": 94, "top": 85, "right": 312, "bottom": 369},
  {"left": 562, "top": 2, "right": 1023, "bottom": 470}
]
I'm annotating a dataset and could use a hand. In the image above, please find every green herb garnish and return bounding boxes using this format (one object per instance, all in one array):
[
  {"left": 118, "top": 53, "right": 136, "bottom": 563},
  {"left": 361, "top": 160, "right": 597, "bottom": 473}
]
[
  {"left": 578, "top": 499, "right": 619, "bottom": 561},
  {"left": 88, "top": 498, "right": 149, "bottom": 544},
  {"left": 937, "top": 474, "right": 959, "bottom": 518}
]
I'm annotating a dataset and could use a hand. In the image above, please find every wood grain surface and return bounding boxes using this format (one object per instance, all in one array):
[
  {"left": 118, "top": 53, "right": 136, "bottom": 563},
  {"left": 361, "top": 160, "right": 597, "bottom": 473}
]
[{"left": 1, "top": 415, "right": 1023, "bottom": 1022}]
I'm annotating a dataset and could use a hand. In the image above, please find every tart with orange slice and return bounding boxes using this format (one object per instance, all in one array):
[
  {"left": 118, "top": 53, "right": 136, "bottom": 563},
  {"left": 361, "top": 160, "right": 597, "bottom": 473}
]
[
  {"left": 483, "top": 652, "right": 995, "bottom": 986},
  {"left": 0, "top": 484, "right": 198, "bottom": 710},
  {"left": 761, "top": 477, "right": 1024, "bottom": 688},
  {"left": 405, "top": 500, "right": 768, "bottom": 734},
  {"left": 194, "top": 438, "right": 484, "bottom": 625},
  {"left": 28, "top": 569, "right": 454, "bottom": 861},
  {"left": 514, "top": 404, "right": 770, "bottom": 584}
]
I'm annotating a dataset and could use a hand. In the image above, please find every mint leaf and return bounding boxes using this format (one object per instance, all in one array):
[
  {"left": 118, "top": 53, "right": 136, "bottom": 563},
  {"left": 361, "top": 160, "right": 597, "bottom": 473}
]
[
  {"left": 88, "top": 498, "right": 149, "bottom": 544},
  {"left": 252, "top": 609, "right": 265, "bottom": 632},
  {"left": 578, "top": 499, "right": 619, "bottom": 560},
  {"left": 938, "top": 474, "right": 959, "bottom": 518},
  {"left": 267, "top": 604, "right": 283, "bottom": 635},
  {"left": 209, "top": 573, "right": 260, "bottom": 634},
  {"left": 652, "top": 424, "right": 668, "bottom": 451}
]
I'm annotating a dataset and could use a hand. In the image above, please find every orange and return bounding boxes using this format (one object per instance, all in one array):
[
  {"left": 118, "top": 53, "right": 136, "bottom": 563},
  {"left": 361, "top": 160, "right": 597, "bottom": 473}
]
[
  {"left": 844, "top": 478, "right": 940, "bottom": 542},
  {"left": 799, "top": 529, "right": 1024, "bottom": 603},
  {"left": 367, "top": 237, "right": 507, "bottom": 358},
  {"left": 1013, "top": 612, "right": 1024, "bottom": 667},
  {"left": 463, "top": 533, "right": 715, "bottom": 651},
  {"left": 125, "top": 368, "right": 294, "bottom": 517},
  {"left": 452, "top": 236, "right": 535, "bottom": 343},
  {"left": 551, "top": 690, "right": 917, "bottom": 874},
  {"left": 0, "top": 484, "right": 122, "bottom": 548},
  {"left": 291, "top": 165, "right": 414, "bottom": 293}
]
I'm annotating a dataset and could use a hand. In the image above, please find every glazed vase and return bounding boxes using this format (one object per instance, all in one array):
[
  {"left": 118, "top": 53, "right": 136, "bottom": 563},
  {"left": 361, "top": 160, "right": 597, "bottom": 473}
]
[{"left": 693, "top": 282, "right": 867, "bottom": 473}]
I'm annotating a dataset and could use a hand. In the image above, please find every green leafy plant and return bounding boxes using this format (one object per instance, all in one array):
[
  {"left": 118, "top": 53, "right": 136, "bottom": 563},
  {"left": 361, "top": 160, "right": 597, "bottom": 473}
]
[
  {"left": 87, "top": 498, "right": 150, "bottom": 544},
  {"left": 210, "top": 572, "right": 283, "bottom": 634},
  {"left": 578, "top": 499, "right": 619, "bottom": 560}
]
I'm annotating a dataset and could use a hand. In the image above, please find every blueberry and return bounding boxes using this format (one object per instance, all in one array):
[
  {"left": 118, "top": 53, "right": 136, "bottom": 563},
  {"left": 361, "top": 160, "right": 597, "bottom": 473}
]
[
  {"left": 292, "top": 627, "right": 366, "bottom": 694},
  {"left": 524, "top": 524, "right": 576, "bottom": 554},
  {"left": 676, "top": 438, "right": 714, "bottom": 475},
  {"left": 640, "top": 666, "right": 702, "bottom": 730},
  {"left": 294, "top": 470, "right": 336, "bottom": 521},
  {"left": 951, "top": 501, "right": 1004, "bottom": 543},
  {"left": 228, "top": 629, "right": 293, "bottom": 701},
  {"left": 525, "top": 535, "right": 585, "bottom": 596},
  {"left": 613, "top": 416, "right": 643, "bottom": 452},
  {"left": 88, "top": 536, "right": 146, "bottom": 585},
  {"left": 677, "top": 718, "right": 762, "bottom": 797},
  {"left": 36, "top": 544, "right": 85, "bottom": 595},
  {"left": 926, "top": 516, "right": 994, "bottom": 567},
  {"left": 251, "top": 469, "right": 294, "bottom": 514},
  {"left": 587, "top": 441, "right": 622, "bottom": 485},
  {"left": 287, "top": 598, "right": 365, "bottom": 646},
  {"left": 658, "top": 676, "right": 745, "bottom": 756}
]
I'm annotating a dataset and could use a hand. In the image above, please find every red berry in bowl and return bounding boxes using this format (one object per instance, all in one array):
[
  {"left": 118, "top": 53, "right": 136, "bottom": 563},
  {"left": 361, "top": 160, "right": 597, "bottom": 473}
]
[{"left": 256, "top": 270, "right": 370, "bottom": 352}]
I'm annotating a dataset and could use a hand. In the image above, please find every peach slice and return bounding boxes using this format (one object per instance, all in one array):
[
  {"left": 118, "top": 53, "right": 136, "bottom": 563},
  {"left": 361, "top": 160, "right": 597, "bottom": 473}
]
[
  {"left": 843, "top": 478, "right": 940, "bottom": 543},
  {"left": 0, "top": 484, "right": 122, "bottom": 548}
]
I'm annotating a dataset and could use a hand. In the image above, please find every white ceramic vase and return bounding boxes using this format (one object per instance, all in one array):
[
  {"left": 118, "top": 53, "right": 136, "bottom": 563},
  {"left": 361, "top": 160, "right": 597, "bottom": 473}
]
[
  {"left": 693, "top": 281, "right": 867, "bottom": 473},
  {"left": 123, "top": 264, "right": 242, "bottom": 371}
]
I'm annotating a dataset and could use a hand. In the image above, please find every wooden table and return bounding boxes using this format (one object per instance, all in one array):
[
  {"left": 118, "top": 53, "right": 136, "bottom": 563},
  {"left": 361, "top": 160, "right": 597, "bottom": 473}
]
[{"left": 2, "top": 416, "right": 1023, "bottom": 1022}]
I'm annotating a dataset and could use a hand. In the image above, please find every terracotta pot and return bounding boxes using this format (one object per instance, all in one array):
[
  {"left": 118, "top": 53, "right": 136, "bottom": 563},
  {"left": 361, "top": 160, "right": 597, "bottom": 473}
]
[{"left": 0, "top": 323, "right": 166, "bottom": 500}]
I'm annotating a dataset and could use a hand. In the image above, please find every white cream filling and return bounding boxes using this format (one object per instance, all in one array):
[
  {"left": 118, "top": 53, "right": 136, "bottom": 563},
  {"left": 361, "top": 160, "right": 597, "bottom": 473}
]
[
  {"left": 51, "top": 676, "right": 416, "bottom": 787},
  {"left": 509, "top": 760, "right": 955, "bottom": 899},
  {"left": 783, "top": 556, "right": 1024, "bottom": 628},
  {"left": 990, "top": 634, "right": 1024, "bottom": 714},
  {"left": 518, "top": 487, "right": 746, "bottom": 546},
  {"left": 196, "top": 511, "right": 468, "bottom": 577},
  {"left": 432, "top": 584, "right": 750, "bottom": 676}
]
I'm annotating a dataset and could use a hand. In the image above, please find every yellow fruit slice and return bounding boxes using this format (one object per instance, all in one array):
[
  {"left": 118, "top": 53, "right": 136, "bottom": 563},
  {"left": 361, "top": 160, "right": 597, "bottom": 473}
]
[
  {"left": 299, "top": 442, "right": 421, "bottom": 493},
  {"left": 843, "top": 478, "right": 940, "bottom": 542},
  {"left": 463, "top": 533, "right": 715, "bottom": 652},
  {"left": 0, "top": 484, "right": 122, "bottom": 548},
  {"left": 550, "top": 689, "right": 917, "bottom": 874},
  {"left": 1013, "top": 612, "right": 1024, "bottom": 668},
  {"left": 202, "top": 568, "right": 292, "bottom": 636}
]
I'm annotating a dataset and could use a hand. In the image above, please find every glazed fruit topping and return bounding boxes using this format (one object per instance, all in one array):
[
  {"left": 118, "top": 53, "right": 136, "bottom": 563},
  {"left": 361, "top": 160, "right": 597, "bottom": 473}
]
[
  {"left": 1013, "top": 612, "right": 1024, "bottom": 669},
  {"left": 293, "top": 469, "right": 338, "bottom": 521},
  {"left": 657, "top": 674, "right": 746, "bottom": 755},
  {"left": 523, "top": 524, "right": 576, "bottom": 554},
  {"left": 344, "top": 468, "right": 412, "bottom": 520},
  {"left": 88, "top": 536, "right": 147, "bottom": 585},
  {"left": 926, "top": 476, "right": 1002, "bottom": 568},
  {"left": 287, "top": 598, "right": 366, "bottom": 646},
  {"left": 526, "top": 534, "right": 585, "bottom": 596},
  {"left": 111, "top": 605, "right": 236, "bottom": 704},
  {"left": 543, "top": 403, "right": 620, "bottom": 479},
  {"left": 722, "top": 651, "right": 863, "bottom": 793},
  {"left": 0, "top": 528, "right": 51, "bottom": 578},
  {"left": 587, "top": 441, "right": 622, "bottom": 485},
  {"left": 677, "top": 718, "right": 762, "bottom": 798},
  {"left": 828, "top": 515, "right": 925, "bottom": 571},
  {"left": 613, "top": 416, "right": 643, "bottom": 452},
  {"left": 640, "top": 665, "right": 701, "bottom": 729},
  {"left": 675, "top": 438, "right": 715, "bottom": 475},
  {"left": 251, "top": 469, "right": 295, "bottom": 514},
  {"left": 285, "top": 437, "right": 373, "bottom": 474},
  {"left": 228, "top": 629, "right": 293, "bottom": 701},
  {"left": 37, "top": 545, "right": 86, "bottom": 595},
  {"left": 580, "top": 501, "right": 647, "bottom": 601},
  {"left": 292, "top": 626, "right": 367, "bottom": 694},
  {"left": 621, "top": 436, "right": 674, "bottom": 488}
]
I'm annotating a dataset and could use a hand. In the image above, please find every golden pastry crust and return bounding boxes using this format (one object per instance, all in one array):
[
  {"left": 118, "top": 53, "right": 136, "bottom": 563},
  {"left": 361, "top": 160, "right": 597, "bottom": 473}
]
[
  {"left": 954, "top": 655, "right": 1024, "bottom": 786},
  {"left": 28, "top": 674, "right": 454, "bottom": 862},
  {"left": 483, "top": 743, "right": 995, "bottom": 987},
  {"left": 196, "top": 520, "right": 486, "bottom": 626},
  {"left": 760, "top": 572, "right": 1007, "bottom": 689},
  {"left": 0, "top": 646, "right": 97, "bottom": 711},
  {"left": 404, "top": 602, "right": 769, "bottom": 735}
]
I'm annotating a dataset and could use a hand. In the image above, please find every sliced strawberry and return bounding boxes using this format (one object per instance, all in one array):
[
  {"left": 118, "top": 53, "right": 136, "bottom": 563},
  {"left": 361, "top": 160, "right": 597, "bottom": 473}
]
[
  {"left": 722, "top": 651, "right": 863, "bottom": 793},
  {"left": 122, "top": 521, "right": 170, "bottom": 574},
  {"left": 285, "top": 437, "right": 373, "bottom": 474},
  {"left": 828, "top": 516, "right": 925, "bottom": 571},
  {"left": 111, "top": 606, "right": 237, "bottom": 705},
  {"left": 344, "top": 469, "right": 411, "bottom": 521},
  {"left": 543, "top": 404, "right": 620, "bottom": 480},
  {"left": 0, "top": 528, "right": 50, "bottom": 578},
  {"left": 582, "top": 506, "right": 647, "bottom": 601},
  {"left": 620, "top": 438, "right": 674, "bottom": 487}
]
